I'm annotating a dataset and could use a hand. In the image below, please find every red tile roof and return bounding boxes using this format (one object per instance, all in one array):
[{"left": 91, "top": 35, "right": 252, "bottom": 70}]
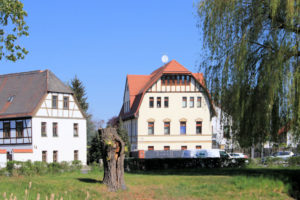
[
  {"left": 0, "top": 149, "right": 6, "bottom": 154},
  {"left": 120, "top": 60, "right": 216, "bottom": 120},
  {"left": 12, "top": 149, "right": 33, "bottom": 153}
]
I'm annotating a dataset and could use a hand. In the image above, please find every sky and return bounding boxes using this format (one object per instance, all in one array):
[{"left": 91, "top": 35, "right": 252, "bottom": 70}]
[{"left": 0, "top": 0, "right": 204, "bottom": 122}]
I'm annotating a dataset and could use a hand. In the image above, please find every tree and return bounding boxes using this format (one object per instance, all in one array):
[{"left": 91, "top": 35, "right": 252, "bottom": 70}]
[
  {"left": 69, "top": 75, "right": 89, "bottom": 112},
  {"left": 99, "top": 128, "right": 126, "bottom": 191},
  {"left": 0, "top": 0, "right": 29, "bottom": 61},
  {"left": 87, "top": 133, "right": 102, "bottom": 164},
  {"left": 117, "top": 118, "right": 131, "bottom": 157},
  {"left": 197, "top": 1, "right": 299, "bottom": 148},
  {"left": 106, "top": 116, "right": 118, "bottom": 128}
]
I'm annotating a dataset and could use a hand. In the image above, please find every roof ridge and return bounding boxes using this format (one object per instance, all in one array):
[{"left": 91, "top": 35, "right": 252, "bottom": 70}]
[{"left": 0, "top": 70, "right": 43, "bottom": 78}]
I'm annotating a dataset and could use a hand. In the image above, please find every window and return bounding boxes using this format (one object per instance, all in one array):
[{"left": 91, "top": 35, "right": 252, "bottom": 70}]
[
  {"left": 196, "top": 121, "right": 202, "bottom": 134},
  {"left": 197, "top": 97, "right": 201, "bottom": 108},
  {"left": 181, "top": 146, "right": 187, "bottom": 150},
  {"left": 53, "top": 122, "right": 58, "bottom": 137},
  {"left": 164, "top": 97, "right": 169, "bottom": 108},
  {"left": 41, "top": 122, "right": 47, "bottom": 137},
  {"left": 149, "top": 97, "right": 154, "bottom": 108},
  {"left": 190, "top": 97, "right": 194, "bottom": 108},
  {"left": 3, "top": 122, "right": 10, "bottom": 138},
  {"left": 180, "top": 121, "right": 186, "bottom": 134},
  {"left": 16, "top": 121, "right": 23, "bottom": 138},
  {"left": 164, "top": 122, "right": 170, "bottom": 135},
  {"left": 73, "top": 123, "right": 79, "bottom": 137},
  {"left": 164, "top": 146, "right": 170, "bottom": 151},
  {"left": 157, "top": 97, "right": 161, "bottom": 108},
  {"left": 182, "top": 97, "right": 187, "bottom": 108},
  {"left": 53, "top": 151, "right": 58, "bottom": 162},
  {"left": 148, "top": 146, "right": 154, "bottom": 151},
  {"left": 42, "top": 151, "right": 47, "bottom": 162},
  {"left": 74, "top": 150, "right": 78, "bottom": 161},
  {"left": 52, "top": 95, "right": 58, "bottom": 109},
  {"left": 196, "top": 145, "right": 202, "bottom": 149},
  {"left": 148, "top": 122, "right": 154, "bottom": 135},
  {"left": 63, "top": 96, "right": 69, "bottom": 109}
]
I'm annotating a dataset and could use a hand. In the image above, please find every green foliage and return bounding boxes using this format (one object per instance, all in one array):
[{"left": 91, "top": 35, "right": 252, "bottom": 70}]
[
  {"left": 197, "top": 0, "right": 300, "bottom": 148},
  {"left": 87, "top": 133, "right": 102, "bottom": 164},
  {"left": 69, "top": 75, "right": 89, "bottom": 113},
  {"left": 0, "top": 0, "right": 29, "bottom": 61},
  {"left": 288, "top": 156, "right": 300, "bottom": 166},
  {"left": 125, "top": 158, "right": 247, "bottom": 171},
  {"left": 264, "top": 157, "right": 285, "bottom": 167},
  {"left": 4, "top": 160, "right": 82, "bottom": 176},
  {"left": 117, "top": 117, "right": 131, "bottom": 157}
]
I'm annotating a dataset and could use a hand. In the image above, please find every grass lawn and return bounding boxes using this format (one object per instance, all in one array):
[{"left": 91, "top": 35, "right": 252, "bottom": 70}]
[{"left": 0, "top": 168, "right": 299, "bottom": 200}]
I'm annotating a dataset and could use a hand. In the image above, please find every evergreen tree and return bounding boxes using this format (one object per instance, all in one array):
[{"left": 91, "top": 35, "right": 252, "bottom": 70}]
[
  {"left": 87, "top": 133, "right": 102, "bottom": 164},
  {"left": 197, "top": 0, "right": 300, "bottom": 148},
  {"left": 0, "top": 0, "right": 29, "bottom": 61},
  {"left": 69, "top": 75, "right": 89, "bottom": 113},
  {"left": 117, "top": 118, "right": 131, "bottom": 157}
]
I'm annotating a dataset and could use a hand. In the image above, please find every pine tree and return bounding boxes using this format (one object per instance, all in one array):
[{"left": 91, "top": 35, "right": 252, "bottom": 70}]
[{"left": 69, "top": 75, "right": 89, "bottom": 113}]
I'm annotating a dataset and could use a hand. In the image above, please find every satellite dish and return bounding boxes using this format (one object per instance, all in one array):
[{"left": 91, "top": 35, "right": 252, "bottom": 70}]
[{"left": 161, "top": 55, "right": 169, "bottom": 64}]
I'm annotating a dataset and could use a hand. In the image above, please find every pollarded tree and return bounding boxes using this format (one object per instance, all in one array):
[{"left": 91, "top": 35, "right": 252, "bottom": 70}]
[
  {"left": 197, "top": 0, "right": 299, "bottom": 148},
  {"left": 0, "top": 0, "right": 29, "bottom": 61}
]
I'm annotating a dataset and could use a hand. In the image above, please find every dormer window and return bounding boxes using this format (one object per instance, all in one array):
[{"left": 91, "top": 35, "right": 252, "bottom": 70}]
[{"left": 7, "top": 95, "right": 15, "bottom": 102}]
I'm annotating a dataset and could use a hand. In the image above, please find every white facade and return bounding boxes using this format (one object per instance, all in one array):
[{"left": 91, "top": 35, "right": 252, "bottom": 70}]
[
  {"left": 0, "top": 92, "right": 87, "bottom": 165},
  {"left": 0, "top": 151, "right": 6, "bottom": 168},
  {"left": 123, "top": 70, "right": 215, "bottom": 151}
]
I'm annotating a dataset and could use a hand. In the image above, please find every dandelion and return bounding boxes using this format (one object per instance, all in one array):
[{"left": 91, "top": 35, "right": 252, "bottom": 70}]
[
  {"left": 29, "top": 182, "right": 32, "bottom": 189},
  {"left": 36, "top": 193, "right": 40, "bottom": 200},
  {"left": 25, "top": 189, "right": 28, "bottom": 196},
  {"left": 3, "top": 192, "right": 7, "bottom": 198}
]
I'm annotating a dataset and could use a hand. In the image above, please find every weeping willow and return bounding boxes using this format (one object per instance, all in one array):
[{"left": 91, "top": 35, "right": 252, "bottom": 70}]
[{"left": 197, "top": 0, "right": 299, "bottom": 147}]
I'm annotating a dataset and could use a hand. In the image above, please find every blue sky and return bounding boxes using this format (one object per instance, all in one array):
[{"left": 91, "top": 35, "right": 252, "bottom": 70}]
[{"left": 0, "top": 0, "right": 204, "bottom": 122}]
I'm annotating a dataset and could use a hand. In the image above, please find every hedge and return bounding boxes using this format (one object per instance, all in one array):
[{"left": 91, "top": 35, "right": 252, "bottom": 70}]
[{"left": 124, "top": 158, "right": 247, "bottom": 171}]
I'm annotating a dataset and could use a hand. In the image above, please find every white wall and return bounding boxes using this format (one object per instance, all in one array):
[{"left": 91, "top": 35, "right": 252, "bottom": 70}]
[
  {"left": 0, "top": 152, "right": 6, "bottom": 168},
  {"left": 32, "top": 117, "right": 87, "bottom": 164},
  {"left": 135, "top": 78, "right": 213, "bottom": 150},
  {"left": 13, "top": 152, "right": 33, "bottom": 162},
  {"left": 35, "top": 93, "right": 84, "bottom": 119}
]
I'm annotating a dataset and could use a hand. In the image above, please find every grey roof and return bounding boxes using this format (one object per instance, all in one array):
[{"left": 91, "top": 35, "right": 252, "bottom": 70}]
[{"left": 0, "top": 70, "right": 73, "bottom": 119}]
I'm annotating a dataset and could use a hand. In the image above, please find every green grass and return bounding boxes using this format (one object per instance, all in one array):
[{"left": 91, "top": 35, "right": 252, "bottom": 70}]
[{"left": 0, "top": 168, "right": 298, "bottom": 200}]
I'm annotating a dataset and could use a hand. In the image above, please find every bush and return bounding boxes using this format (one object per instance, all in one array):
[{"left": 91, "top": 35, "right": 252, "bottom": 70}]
[
  {"left": 288, "top": 156, "right": 300, "bottom": 166},
  {"left": 124, "top": 158, "right": 247, "bottom": 171},
  {"left": 3, "top": 160, "right": 83, "bottom": 176},
  {"left": 264, "top": 157, "right": 285, "bottom": 167}
]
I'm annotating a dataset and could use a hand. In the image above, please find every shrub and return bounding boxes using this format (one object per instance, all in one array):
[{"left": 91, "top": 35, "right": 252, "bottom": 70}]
[
  {"left": 71, "top": 160, "right": 82, "bottom": 171},
  {"left": 288, "top": 156, "right": 300, "bottom": 166},
  {"left": 264, "top": 157, "right": 285, "bottom": 167},
  {"left": 124, "top": 158, "right": 247, "bottom": 171}
]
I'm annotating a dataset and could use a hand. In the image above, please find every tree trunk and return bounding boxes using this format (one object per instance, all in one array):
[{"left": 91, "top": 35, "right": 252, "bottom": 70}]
[{"left": 99, "top": 128, "right": 126, "bottom": 191}]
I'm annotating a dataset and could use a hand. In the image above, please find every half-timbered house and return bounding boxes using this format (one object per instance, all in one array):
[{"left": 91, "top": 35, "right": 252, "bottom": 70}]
[
  {"left": 119, "top": 60, "right": 216, "bottom": 151},
  {"left": 0, "top": 70, "right": 87, "bottom": 165}
]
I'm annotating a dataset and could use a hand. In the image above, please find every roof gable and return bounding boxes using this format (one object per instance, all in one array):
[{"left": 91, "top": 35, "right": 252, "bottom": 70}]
[
  {"left": 120, "top": 60, "right": 216, "bottom": 119},
  {"left": 0, "top": 70, "right": 73, "bottom": 119}
]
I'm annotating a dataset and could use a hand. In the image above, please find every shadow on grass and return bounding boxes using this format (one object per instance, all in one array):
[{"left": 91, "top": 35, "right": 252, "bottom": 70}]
[
  {"left": 127, "top": 167, "right": 300, "bottom": 199},
  {"left": 77, "top": 178, "right": 103, "bottom": 184}
]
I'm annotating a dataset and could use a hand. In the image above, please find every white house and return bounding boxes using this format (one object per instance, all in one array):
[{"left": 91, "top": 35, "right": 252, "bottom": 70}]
[
  {"left": 211, "top": 107, "right": 237, "bottom": 150},
  {"left": 119, "top": 60, "right": 216, "bottom": 151},
  {"left": 0, "top": 70, "right": 87, "bottom": 166}
]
